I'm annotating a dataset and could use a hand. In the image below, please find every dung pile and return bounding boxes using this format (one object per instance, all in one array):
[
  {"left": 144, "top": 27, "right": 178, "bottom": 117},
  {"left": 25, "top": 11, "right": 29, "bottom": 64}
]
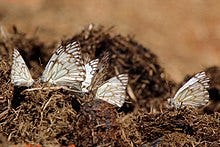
[
  {"left": 4, "top": 25, "right": 219, "bottom": 147},
  {"left": 0, "top": 25, "right": 172, "bottom": 146}
]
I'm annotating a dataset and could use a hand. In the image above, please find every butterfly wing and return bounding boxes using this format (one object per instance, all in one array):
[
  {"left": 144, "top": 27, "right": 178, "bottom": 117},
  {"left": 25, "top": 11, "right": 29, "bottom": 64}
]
[
  {"left": 170, "top": 71, "right": 210, "bottom": 108},
  {"left": 11, "top": 48, "right": 34, "bottom": 87},
  {"left": 95, "top": 74, "right": 128, "bottom": 107},
  {"left": 89, "top": 52, "right": 110, "bottom": 91},
  {"left": 81, "top": 59, "right": 99, "bottom": 92},
  {"left": 41, "top": 41, "right": 86, "bottom": 90}
]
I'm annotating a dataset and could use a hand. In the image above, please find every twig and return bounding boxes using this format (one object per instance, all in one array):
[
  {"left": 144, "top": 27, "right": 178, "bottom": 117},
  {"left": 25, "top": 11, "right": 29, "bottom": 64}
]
[
  {"left": 0, "top": 109, "right": 9, "bottom": 121},
  {"left": 22, "top": 86, "right": 85, "bottom": 94}
]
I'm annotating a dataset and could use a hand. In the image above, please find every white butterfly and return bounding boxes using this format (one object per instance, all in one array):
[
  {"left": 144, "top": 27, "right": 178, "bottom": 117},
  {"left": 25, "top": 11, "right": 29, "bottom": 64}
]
[
  {"left": 95, "top": 74, "right": 128, "bottom": 107},
  {"left": 168, "top": 71, "right": 210, "bottom": 109},
  {"left": 81, "top": 59, "right": 99, "bottom": 92},
  {"left": 11, "top": 48, "right": 34, "bottom": 87},
  {"left": 41, "top": 41, "right": 86, "bottom": 90}
]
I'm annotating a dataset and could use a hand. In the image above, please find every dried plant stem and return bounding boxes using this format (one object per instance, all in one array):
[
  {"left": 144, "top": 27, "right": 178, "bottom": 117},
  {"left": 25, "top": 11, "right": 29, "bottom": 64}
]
[
  {"left": 127, "top": 85, "right": 137, "bottom": 102},
  {"left": 22, "top": 86, "right": 85, "bottom": 94}
]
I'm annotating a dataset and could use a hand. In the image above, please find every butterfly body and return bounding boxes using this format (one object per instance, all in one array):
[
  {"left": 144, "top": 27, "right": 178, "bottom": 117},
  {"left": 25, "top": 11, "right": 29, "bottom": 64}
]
[
  {"left": 168, "top": 71, "right": 210, "bottom": 109},
  {"left": 11, "top": 49, "right": 34, "bottom": 87}
]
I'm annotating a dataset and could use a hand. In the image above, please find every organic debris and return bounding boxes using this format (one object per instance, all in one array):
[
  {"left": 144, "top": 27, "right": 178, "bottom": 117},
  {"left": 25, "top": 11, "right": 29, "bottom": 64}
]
[{"left": 0, "top": 26, "right": 219, "bottom": 146}]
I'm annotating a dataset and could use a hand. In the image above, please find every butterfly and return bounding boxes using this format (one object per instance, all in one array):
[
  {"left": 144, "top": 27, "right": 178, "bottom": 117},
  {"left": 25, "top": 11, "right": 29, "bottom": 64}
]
[
  {"left": 168, "top": 71, "right": 210, "bottom": 109},
  {"left": 11, "top": 48, "right": 34, "bottom": 87},
  {"left": 81, "top": 59, "right": 99, "bottom": 92},
  {"left": 41, "top": 41, "right": 86, "bottom": 90},
  {"left": 95, "top": 74, "right": 128, "bottom": 107}
]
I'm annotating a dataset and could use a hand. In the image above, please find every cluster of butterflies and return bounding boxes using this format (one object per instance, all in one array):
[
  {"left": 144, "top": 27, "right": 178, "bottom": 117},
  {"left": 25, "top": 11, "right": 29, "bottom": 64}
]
[
  {"left": 11, "top": 41, "right": 128, "bottom": 107},
  {"left": 10, "top": 41, "right": 210, "bottom": 109}
]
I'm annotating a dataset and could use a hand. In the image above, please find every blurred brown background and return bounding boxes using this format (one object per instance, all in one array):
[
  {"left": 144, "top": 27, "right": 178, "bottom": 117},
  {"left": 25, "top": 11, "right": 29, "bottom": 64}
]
[{"left": 0, "top": 0, "right": 219, "bottom": 82}]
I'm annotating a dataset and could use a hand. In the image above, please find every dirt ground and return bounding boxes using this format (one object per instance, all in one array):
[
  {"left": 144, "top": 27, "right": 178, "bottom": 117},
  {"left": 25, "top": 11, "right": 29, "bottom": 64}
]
[{"left": 0, "top": 1, "right": 220, "bottom": 146}]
